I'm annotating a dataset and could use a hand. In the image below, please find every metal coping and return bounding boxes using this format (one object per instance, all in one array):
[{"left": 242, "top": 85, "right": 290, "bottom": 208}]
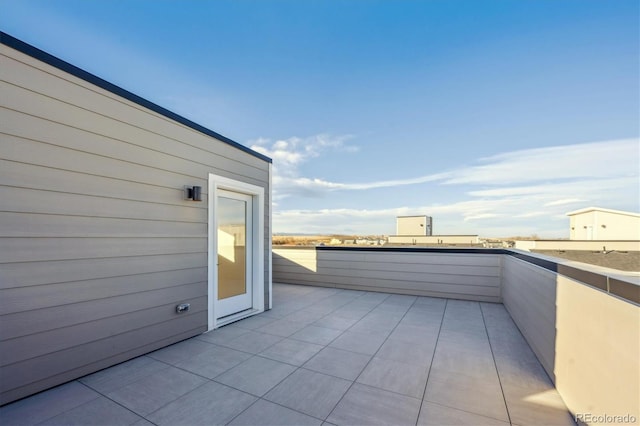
[
  {"left": 274, "top": 245, "right": 639, "bottom": 305},
  {"left": 0, "top": 31, "right": 272, "bottom": 163}
]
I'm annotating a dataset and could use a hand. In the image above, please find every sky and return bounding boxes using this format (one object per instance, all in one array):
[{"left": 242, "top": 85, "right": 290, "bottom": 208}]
[{"left": 2, "top": 0, "right": 638, "bottom": 237}]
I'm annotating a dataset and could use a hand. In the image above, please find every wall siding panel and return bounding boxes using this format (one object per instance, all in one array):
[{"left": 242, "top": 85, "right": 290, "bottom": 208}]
[
  {"left": 0, "top": 41, "right": 270, "bottom": 405},
  {"left": 273, "top": 248, "right": 502, "bottom": 302}
]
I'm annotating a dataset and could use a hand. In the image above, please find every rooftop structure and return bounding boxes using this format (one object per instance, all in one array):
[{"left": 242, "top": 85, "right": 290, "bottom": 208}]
[
  {"left": 396, "top": 215, "right": 433, "bottom": 236},
  {"left": 566, "top": 207, "right": 640, "bottom": 240}
]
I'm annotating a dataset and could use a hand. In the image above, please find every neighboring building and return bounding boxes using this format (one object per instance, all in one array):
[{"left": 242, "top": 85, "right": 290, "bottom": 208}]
[
  {"left": 396, "top": 215, "right": 433, "bottom": 236},
  {"left": 567, "top": 207, "right": 640, "bottom": 240},
  {"left": 388, "top": 235, "right": 480, "bottom": 245},
  {"left": 0, "top": 33, "right": 272, "bottom": 405}
]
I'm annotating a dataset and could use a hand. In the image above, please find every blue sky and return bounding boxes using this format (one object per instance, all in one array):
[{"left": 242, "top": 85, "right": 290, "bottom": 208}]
[{"left": 2, "top": 0, "right": 638, "bottom": 237}]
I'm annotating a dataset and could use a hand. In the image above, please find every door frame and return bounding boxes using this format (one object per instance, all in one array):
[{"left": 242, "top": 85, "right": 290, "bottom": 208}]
[{"left": 208, "top": 174, "right": 264, "bottom": 330}]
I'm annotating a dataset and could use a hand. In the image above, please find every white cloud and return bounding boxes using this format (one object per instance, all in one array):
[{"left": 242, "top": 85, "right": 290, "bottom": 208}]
[
  {"left": 251, "top": 134, "right": 357, "bottom": 176},
  {"left": 443, "top": 138, "right": 639, "bottom": 185},
  {"left": 544, "top": 198, "right": 584, "bottom": 207},
  {"left": 264, "top": 137, "right": 639, "bottom": 236}
]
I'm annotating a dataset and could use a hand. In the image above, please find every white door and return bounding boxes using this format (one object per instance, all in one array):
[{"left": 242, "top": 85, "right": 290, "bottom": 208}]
[
  {"left": 586, "top": 225, "right": 594, "bottom": 240},
  {"left": 217, "top": 190, "right": 253, "bottom": 318}
]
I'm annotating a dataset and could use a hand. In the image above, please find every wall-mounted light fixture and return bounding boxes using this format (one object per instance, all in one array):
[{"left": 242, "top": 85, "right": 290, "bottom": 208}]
[{"left": 185, "top": 186, "right": 202, "bottom": 201}]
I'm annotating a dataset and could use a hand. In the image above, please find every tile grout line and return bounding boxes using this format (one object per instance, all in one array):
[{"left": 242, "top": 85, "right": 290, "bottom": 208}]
[
  {"left": 323, "top": 295, "right": 421, "bottom": 423},
  {"left": 479, "top": 302, "right": 513, "bottom": 426},
  {"left": 414, "top": 298, "right": 447, "bottom": 426},
  {"left": 223, "top": 288, "right": 378, "bottom": 425},
  {"left": 75, "top": 379, "right": 161, "bottom": 426}
]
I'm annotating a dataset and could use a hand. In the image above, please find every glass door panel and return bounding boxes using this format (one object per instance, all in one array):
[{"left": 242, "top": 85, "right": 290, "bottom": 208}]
[{"left": 217, "top": 190, "right": 253, "bottom": 318}]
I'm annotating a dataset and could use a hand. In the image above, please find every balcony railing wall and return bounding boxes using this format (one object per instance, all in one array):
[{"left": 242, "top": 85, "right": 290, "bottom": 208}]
[{"left": 273, "top": 247, "right": 502, "bottom": 302}]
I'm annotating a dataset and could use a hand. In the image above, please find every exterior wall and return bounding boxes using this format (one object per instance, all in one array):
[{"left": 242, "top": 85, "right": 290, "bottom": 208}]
[
  {"left": 396, "top": 215, "right": 432, "bottom": 236},
  {"left": 0, "top": 41, "right": 270, "bottom": 405},
  {"left": 273, "top": 247, "right": 502, "bottom": 302},
  {"left": 502, "top": 255, "right": 639, "bottom": 422},
  {"left": 388, "top": 235, "right": 479, "bottom": 245},
  {"left": 569, "top": 210, "right": 640, "bottom": 240}
]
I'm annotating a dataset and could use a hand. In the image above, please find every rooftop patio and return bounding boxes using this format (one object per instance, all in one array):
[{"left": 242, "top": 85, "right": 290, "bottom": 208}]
[{"left": 0, "top": 283, "right": 574, "bottom": 426}]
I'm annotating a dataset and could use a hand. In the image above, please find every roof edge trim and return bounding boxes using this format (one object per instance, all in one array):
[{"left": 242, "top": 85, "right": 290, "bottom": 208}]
[{"left": 0, "top": 31, "right": 272, "bottom": 163}]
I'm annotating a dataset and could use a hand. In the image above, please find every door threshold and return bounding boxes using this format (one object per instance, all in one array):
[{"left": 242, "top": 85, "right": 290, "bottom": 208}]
[{"left": 215, "top": 308, "right": 262, "bottom": 328}]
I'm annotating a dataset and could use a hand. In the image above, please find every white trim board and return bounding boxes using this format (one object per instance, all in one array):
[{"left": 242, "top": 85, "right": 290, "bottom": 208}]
[{"left": 208, "top": 174, "right": 265, "bottom": 330}]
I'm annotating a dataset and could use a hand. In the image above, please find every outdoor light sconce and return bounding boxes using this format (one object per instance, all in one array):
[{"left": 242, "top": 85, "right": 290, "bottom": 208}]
[{"left": 185, "top": 186, "right": 202, "bottom": 201}]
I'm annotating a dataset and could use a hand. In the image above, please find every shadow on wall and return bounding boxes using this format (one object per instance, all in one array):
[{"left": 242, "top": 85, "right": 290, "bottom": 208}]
[{"left": 502, "top": 255, "right": 640, "bottom": 422}]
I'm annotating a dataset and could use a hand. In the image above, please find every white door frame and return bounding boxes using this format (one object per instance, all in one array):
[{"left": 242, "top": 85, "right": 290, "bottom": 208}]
[{"left": 208, "top": 174, "right": 264, "bottom": 330}]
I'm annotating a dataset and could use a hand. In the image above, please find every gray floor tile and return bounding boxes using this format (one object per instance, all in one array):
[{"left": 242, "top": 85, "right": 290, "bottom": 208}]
[
  {"left": 503, "top": 384, "right": 576, "bottom": 426},
  {"left": 357, "top": 357, "right": 429, "bottom": 398},
  {"left": 313, "top": 315, "right": 359, "bottom": 331},
  {"left": 219, "top": 331, "right": 284, "bottom": 354},
  {"left": 372, "top": 304, "right": 411, "bottom": 316},
  {"left": 228, "top": 399, "right": 323, "bottom": 426},
  {"left": 0, "top": 382, "right": 100, "bottom": 426},
  {"left": 389, "top": 324, "right": 440, "bottom": 344},
  {"left": 357, "top": 292, "right": 390, "bottom": 303},
  {"left": 147, "top": 338, "right": 221, "bottom": 365},
  {"left": 259, "top": 338, "right": 324, "bottom": 366},
  {"left": 327, "top": 383, "right": 421, "bottom": 426},
  {"left": 330, "top": 307, "right": 371, "bottom": 321},
  {"left": 38, "top": 396, "right": 142, "bottom": 426},
  {"left": 400, "top": 311, "right": 445, "bottom": 327},
  {"left": 348, "top": 320, "right": 396, "bottom": 337},
  {"left": 282, "top": 309, "right": 327, "bottom": 325},
  {"left": 385, "top": 294, "right": 418, "bottom": 306},
  {"left": 105, "top": 366, "right": 207, "bottom": 416},
  {"left": 257, "top": 319, "right": 308, "bottom": 337},
  {"left": 376, "top": 338, "right": 436, "bottom": 366},
  {"left": 214, "top": 356, "right": 296, "bottom": 396},
  {"left": 80, "top": 356, "right": 168, "bottom": 394},
  {"left": 424, "top": 368, "right": 509, "bottom": 422},
  {"left": 174, "top": 344, "right": 253, "bottom": 379},
  {"left": 431, "top": 345, "right": 497, "bottom": 379},
  {"left": 131, "top": 420, "right": 155, "bottom": 426},
  {"left": 303, "top": 347, "right": 371, "bottom": 381},
  {"left": 147, "top": 381, "right": 256, "bottom": 426},
  {"left": 290, "top": 325, "right": 343, "bottom": 345},
  {"left": 264, "top": 369, "right": 351, "bottom": 419},
  {"left": 413, "top": 296, "right": 447, "bottom": 308},
  {"left": 196, "top": 325, "right": 251, "bottom": 345},
  {"left": 418, "top": 401, "right": 510, "bottom": 426},
  {"left": 329, "top": 330, "right": 386, "bottom": 355},
  {"left": 233, "top": 314, "right": 278, "bottom": 330}
]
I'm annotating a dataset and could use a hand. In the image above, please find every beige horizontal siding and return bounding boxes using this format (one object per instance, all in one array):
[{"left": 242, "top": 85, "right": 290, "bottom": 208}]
[
  {"left": 0, "top": 43, "right": 270, "bottom": 404},
  {"left": 1, "top": 268, "right": 207, "bottom": 315},
  {"left": 501, "top": 255, "right": 557, "bottom": 377},
  {"left": 273, "top": 249, "right": 502, "bottom": 302},
  {"left": 2, "top": 49, "right": 267, "bottom": 170},
  {"left": 1, "top": 290, "right": 208, "bottom": 366}
]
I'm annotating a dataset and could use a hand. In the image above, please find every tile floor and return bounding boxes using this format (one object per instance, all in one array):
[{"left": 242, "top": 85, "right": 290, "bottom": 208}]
[{"left": 0, "top": 284, "right": 575, "bottom": 425}]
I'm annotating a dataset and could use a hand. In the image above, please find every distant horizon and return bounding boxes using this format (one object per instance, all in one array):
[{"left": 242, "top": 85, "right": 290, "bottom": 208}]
[
  {"left": 272, "top": 232, "right": 565, "bottom": 240},
  {"left": 3, "top": 0, "right": 638, "bottom": 237}
]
